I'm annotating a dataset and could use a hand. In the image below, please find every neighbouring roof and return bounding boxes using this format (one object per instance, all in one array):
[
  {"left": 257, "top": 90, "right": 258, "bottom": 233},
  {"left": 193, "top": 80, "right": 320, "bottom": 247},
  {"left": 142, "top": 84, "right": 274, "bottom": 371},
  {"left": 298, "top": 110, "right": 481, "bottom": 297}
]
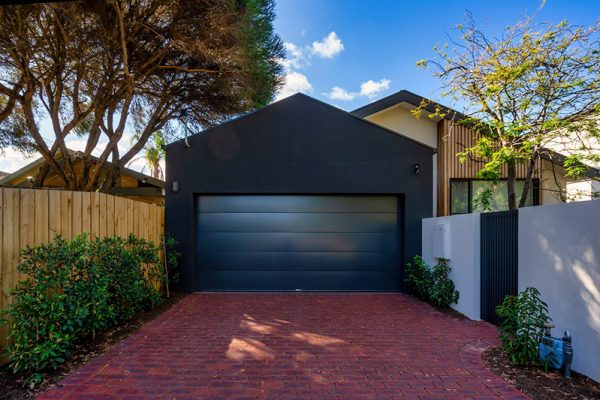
[
  {"left": 352, "top": 89, "right": 600, "bottom": 178},
  {"left": 0, "top": 150, "right": 165, "bottom": 189},
  {"left": 0, "top": 171, "right": 8, "bottom": 180},
  {"left": 350, "top": 89, "right": 468, "bottom": 121}
]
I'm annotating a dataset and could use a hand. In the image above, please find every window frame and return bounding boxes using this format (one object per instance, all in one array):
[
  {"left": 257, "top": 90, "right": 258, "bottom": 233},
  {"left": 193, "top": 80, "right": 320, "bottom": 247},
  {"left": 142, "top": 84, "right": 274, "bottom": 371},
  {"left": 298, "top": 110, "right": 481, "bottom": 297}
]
[{"left": 449, "top": 178, "right": 540, "bottom": 215}]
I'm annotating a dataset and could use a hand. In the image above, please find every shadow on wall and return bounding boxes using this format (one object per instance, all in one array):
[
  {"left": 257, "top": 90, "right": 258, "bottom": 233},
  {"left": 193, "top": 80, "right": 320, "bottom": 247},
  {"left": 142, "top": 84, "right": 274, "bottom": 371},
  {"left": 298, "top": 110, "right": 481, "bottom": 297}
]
[{"left": 522, "top": 200, "right": 600, "bottom": 381}]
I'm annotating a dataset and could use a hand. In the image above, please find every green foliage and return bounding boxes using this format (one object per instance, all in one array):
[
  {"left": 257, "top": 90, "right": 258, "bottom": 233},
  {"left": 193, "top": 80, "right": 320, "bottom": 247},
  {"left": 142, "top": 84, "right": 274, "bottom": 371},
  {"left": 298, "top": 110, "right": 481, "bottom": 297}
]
[
  {"left": 428, "top": 259, "right": 460, "bottom": 308},
  {"left": 472, "top": 184, "right": 494, "bottom": 212},
  {"left": 6, "top": 234, "right": 165, "bottom": 377},
  {"left": 405, "top": 256, "right": 433, "bottom": 300},
  {"left": 496, "top": 287, "right": 550, "bottom": 366},
  {"left": 416, "top": 14, "right": 600, "bottom": 209},
  {"left": 164, "top": 235, "right": 181, "bottom": 286},
  {"left": 237, "top": 0, "right": 286, "bottom": 108},
  {"left": 130, "top": 130, "right": 166, "bottom": 180},
  {"left": 92, "top": 235, "right": 164, "bottom": 320},
  {"left": 0, "top": 0, "right": 285, "bottom": 192},
  {"left": 405, "top": 256, "right": 459, "bottom": 308}
]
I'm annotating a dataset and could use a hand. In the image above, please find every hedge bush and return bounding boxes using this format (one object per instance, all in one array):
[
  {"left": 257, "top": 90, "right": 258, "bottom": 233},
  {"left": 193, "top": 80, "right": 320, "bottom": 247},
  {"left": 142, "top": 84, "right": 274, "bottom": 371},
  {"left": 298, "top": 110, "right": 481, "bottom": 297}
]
[
  {"left": 4, "top": 234, "right": 165, "bottom": 377},
  {"left": 405, "top": 256, "right": 459, "bottom": 308},
  {"left": 405, "top": 256, "right": 433, "bottom": 300}
]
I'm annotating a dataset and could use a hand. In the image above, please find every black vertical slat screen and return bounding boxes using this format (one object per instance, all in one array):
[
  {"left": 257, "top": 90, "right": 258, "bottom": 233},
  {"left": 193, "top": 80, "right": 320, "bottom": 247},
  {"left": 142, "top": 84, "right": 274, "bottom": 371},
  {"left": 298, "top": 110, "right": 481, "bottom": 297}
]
[{"left": 480, "top": 210, "right": 518, "bottom": 325}]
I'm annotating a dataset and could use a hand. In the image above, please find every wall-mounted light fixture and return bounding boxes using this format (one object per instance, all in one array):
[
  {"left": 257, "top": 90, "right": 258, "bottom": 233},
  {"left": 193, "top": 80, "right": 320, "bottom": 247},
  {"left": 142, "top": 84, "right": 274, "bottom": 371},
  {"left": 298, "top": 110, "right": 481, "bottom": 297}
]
[
  {"left": 413, "top": 163, "right": 421, "bottom": 175},
  {"left": 172, "top": 181, "right": 179, "bottom": 193}
]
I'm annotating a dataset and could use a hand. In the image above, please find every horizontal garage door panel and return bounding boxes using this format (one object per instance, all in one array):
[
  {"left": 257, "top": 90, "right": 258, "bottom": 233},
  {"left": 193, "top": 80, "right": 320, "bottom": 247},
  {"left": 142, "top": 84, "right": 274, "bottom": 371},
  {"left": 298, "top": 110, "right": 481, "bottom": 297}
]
[
  {"left": 198, "top": 195, "right": 397, "bottom": 213},
  {"left": 200, "top": 271, "right": 401, "bottom": 291},
  {"left": 198, "top": 212, "right": 397, "bottom": 233},
  {"left": 196, "top": 195, "right": 402, "bottom": 291},
  {"left": 197, "top": 232, "right": 399, "bottom": 252},
  {"left": 197, "top": 251, "right": 401, "bottom": 271}
]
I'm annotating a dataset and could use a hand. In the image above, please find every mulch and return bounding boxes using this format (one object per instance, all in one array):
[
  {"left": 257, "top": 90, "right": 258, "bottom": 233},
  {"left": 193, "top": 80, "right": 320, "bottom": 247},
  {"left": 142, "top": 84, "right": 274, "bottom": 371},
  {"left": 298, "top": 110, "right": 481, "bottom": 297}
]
[
  {"left": 482, "top": 346, "right": 600, "bottom": 400},
  {"left": 0, "top": 292, "right": 187, "bottom": 400}
]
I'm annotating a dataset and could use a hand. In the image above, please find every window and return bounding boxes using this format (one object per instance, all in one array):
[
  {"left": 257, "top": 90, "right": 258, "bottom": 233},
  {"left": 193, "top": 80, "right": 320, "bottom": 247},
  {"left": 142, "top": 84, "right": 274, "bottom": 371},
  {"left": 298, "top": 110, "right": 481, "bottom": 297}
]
[{"left": 450, "top": 179, "right": 539, "bottom": 215}]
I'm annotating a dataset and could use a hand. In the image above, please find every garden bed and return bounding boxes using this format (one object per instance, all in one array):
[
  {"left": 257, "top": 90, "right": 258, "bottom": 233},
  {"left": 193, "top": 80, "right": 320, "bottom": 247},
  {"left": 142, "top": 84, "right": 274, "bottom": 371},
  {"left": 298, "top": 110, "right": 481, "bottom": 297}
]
[
  {"left": 0, "top": 292, "right": 186, "bottom": 400},
  {"left": 483, "top": 346, "right": 600, "bottom": 400}
]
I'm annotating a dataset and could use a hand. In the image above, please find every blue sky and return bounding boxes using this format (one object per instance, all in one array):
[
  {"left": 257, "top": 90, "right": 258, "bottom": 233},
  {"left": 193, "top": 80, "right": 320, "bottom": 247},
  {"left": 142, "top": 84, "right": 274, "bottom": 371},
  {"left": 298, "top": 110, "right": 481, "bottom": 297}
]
[
  {"left": 273, "top": 0, "right": 600, "bottom": 110},
  {"left": 1, "top": 0, "right": 598, "bottom": 173}
]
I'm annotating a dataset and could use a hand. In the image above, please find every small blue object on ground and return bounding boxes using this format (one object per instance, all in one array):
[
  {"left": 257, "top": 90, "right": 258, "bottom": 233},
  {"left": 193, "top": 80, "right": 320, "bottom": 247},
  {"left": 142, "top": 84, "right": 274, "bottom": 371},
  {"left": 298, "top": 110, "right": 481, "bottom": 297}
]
[{"left": 539, "top": 336, "right": 564, "bottom": 369}]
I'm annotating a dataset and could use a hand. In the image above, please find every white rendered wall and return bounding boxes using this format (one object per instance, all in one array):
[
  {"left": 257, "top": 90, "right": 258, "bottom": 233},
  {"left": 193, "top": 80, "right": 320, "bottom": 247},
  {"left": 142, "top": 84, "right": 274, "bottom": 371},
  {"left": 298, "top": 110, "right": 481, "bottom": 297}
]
[
  {"left": 519, "top": 200, "right": 600, "bottom": 382},
  {"left": 422, "top": 213, "right": 480, "bottom": 320}
]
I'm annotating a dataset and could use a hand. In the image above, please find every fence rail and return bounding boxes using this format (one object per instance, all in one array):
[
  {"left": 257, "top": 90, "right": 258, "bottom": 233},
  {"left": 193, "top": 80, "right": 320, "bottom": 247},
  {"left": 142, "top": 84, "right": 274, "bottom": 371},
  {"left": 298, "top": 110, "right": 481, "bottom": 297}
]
[{"left": 0, "top": 188, "right": 165, "bottom": 364}]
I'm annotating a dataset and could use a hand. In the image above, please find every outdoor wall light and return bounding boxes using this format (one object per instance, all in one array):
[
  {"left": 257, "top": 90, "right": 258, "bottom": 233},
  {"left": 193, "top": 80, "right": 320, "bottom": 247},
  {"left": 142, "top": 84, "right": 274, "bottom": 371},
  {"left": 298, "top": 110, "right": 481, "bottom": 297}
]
[
  {"left": 172, "top": 181, "right": 179, "bottom": 193},
  {"left": 414, "top": 163, "right": 421, "bottom": 175}
]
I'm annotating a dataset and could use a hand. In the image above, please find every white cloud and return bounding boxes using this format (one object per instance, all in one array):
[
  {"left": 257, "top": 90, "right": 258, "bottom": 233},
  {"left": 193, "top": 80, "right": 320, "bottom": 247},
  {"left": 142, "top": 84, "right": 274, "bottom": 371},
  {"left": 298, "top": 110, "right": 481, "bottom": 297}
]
[
  {"left": 276, "top": 71, "right": 313, "bottom": 100},
  {"left": 0, "top": 147, "right": 37, "bottom": 173},
  {"left": 280, "top": 42, "right": 308, "bottom": 70},
  {"left": 360, "top": 79, "right": 391, "bottom": 99},
  {"left": 326, "top": 86, "right": 357, "bottom": 101},
  {"left": 324, "top": 78, "right": 391, "bottom": 102},
  {"left": 311, "top": 32, "right": 344, "bottom": 59},
  {"left": 64, "top": 138, "right": 104, "bottom": 156},
  {"left": 274, "top": 32, "right": 345, "bottom": 103}
]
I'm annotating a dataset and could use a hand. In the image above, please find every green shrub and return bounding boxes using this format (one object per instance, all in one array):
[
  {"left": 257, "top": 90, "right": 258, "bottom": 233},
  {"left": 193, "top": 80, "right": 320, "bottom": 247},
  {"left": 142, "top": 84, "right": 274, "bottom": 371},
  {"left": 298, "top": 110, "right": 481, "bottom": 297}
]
[
  {"left": 163, "top": 234, "right": 181, "bottom": 286},
  {"left": 496, "top": 287, "right": 550, "bottom": 366},
  {"left": 428, "top": 259, "right": 460, "bottom": 308},
  {"left": 6, "top": 234, "right": 165, "bottom": 377},
  {"left": 404, "top": 256, "right": 459, "bottom": 308},
  {"left": 94, "top": 235, "right": 163, "bottom": 320},
  {"left": 405, "top": 256, "right": 433, "bottom": 300}
]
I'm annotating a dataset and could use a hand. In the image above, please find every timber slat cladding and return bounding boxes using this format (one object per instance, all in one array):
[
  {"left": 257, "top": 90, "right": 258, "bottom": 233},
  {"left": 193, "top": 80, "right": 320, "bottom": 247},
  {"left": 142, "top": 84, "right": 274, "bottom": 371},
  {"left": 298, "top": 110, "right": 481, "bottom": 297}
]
[
  {"left": 0, "top": 188, "right": 164, "bottom": 365},
  {"left": 437, "top": 120, "right": 541, "bottom": 216}
]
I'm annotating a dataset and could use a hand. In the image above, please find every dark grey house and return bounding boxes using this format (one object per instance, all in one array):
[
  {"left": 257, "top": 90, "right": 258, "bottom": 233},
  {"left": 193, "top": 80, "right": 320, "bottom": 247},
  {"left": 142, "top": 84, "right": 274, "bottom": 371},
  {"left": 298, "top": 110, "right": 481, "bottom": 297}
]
[{"left": 165, "top": 94, "right": 433, "bottom": 292}]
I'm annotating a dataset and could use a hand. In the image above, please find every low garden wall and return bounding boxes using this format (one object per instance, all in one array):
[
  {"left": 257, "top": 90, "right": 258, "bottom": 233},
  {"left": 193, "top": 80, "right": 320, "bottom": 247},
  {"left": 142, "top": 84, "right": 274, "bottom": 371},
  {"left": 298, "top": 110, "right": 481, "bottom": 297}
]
[
  {"left": 0, "top": 188, "right": 165, "bottom": 364},
  {"left": 422, "top": 213, "right": 481, "bottom": 320},
  {"left": 518, "top": 200, "right": 600, "bottom": 383},
  {"left": 422, "top": 200, "right": 600, "bottom": 382}
]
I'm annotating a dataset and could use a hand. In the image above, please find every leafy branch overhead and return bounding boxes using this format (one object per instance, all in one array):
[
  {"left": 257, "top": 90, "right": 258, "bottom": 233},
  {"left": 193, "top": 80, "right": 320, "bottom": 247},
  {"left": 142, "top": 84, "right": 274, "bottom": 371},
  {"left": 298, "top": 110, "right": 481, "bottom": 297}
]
[
  {"left": 0, "top": 0, "right": 285, "bottom": 191},
  {"left": 415, "top": 14, "right": 600, "bottom": 209}
]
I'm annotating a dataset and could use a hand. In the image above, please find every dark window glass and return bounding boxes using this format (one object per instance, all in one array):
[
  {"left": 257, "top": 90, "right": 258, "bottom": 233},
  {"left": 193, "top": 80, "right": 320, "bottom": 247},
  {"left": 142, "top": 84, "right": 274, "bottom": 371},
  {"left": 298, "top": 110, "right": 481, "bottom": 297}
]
[
  {"left": 450, "top": 179, "right": 537, "bottom": 215},
  {"left": 450, "top": 180, "right": 469, "bottom": 214}
]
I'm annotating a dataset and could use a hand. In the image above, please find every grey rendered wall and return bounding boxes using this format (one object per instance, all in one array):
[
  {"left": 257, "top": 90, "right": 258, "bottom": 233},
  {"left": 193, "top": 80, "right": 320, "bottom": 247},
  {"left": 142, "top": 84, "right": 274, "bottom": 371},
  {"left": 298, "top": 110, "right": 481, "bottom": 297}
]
[
  {"left": 519, "top": 200, "right": 600, "bottom": 382},
  {"left": 422, "top": 214, "right": 481, "bottom": 320}
]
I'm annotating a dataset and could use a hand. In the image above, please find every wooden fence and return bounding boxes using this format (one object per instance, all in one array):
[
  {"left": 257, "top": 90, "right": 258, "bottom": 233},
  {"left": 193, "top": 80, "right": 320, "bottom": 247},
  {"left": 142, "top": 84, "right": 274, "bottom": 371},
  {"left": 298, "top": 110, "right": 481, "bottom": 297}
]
[{"left": 0, "top": 188, "right": 164, "bottom": 364}]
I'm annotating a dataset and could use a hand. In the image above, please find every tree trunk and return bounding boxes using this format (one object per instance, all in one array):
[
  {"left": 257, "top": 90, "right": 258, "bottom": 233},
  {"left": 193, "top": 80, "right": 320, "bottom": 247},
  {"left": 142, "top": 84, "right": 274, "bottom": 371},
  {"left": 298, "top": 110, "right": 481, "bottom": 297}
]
[
  {"left": 518, "top": 155, "right": 538, "bottom": 208},
  {"left": 507, "top": 161, "right": 517, "bottom": 210},
  {"left": 33, "top": 163, "right": 51, "bottom": 187},
  {"left": 99, "top": 164, "right": 121, "bottom": 193}
]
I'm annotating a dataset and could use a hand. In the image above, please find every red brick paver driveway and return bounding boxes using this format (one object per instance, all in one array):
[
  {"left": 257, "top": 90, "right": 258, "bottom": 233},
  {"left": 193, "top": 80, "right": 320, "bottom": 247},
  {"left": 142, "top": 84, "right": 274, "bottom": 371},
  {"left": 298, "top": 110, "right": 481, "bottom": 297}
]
[{"left": 38, "top": 293, "right": 527, "bottom": 400}]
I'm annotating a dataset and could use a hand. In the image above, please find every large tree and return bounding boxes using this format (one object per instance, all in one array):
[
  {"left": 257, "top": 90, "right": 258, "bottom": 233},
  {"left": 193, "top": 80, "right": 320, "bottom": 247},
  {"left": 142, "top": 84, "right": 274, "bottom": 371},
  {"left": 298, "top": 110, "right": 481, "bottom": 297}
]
[
  {"left": 0, "top": 0, "right": 284, "bottom": 191},
  {"left": 416, "top": 14, "right": 600, "bottom": 209}
]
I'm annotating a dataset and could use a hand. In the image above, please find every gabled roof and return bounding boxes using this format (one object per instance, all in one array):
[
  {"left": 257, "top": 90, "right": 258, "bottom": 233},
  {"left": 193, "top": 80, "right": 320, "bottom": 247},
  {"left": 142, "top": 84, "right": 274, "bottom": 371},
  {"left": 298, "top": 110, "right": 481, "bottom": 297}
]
[
  {"left": 0, "top": 150, "right": 165, "bottom": 188},
  {"left": 350, "top": 89, "right": 468, "bottom": 121},
  {"left": 167, "top": 92, "right": 436, "bottom": 151}
]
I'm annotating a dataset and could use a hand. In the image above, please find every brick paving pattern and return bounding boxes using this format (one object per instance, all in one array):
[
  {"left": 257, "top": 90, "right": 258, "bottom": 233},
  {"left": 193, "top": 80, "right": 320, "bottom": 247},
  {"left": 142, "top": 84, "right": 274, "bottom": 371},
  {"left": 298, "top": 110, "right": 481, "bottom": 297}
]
[{"left": 38, "top": 293, "right": 528, "bottom": 399}]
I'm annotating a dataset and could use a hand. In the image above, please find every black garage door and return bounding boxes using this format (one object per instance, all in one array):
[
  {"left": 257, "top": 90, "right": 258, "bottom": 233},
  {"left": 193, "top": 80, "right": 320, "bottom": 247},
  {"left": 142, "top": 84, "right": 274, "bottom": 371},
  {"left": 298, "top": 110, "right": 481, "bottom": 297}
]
[{"left": 195, "top": 195, "right": 402, "bottom": 291}]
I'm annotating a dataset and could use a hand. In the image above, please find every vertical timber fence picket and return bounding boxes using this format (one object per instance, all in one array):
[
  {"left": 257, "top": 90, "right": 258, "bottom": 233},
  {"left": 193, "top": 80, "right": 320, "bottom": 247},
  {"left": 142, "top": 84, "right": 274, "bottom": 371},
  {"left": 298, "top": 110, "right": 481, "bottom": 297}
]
[
  {"left": 0, "top": 188, "right": 165, "bottom": 364},
  {"left": 480, "top": 210, "right": 519, "bottom": 325}
]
